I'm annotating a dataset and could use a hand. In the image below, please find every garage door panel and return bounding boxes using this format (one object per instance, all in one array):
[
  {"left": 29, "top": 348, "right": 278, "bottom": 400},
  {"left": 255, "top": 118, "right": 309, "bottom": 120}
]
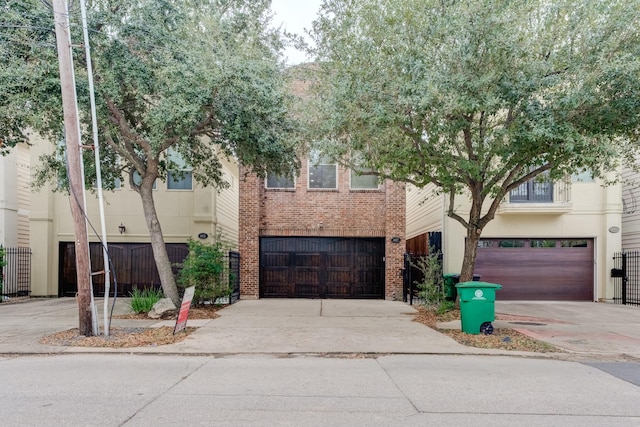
[
  {"left": 294, "top": 283, "right": 320, "bottom": 297},
  {"left": 260, "top": 237, "right": 384, "bottom": 298},
  {"left": 294, "top": 238, "right": 323, "bottom": 252},
  {"left": 325, "top": 238, "right": 353, "bottom": 252},
  {"left": 475, "top": 238, "right": 593, "bottom": 301},
  {"left": 295, "top": 253, "right": 320, "bottom": 267}
]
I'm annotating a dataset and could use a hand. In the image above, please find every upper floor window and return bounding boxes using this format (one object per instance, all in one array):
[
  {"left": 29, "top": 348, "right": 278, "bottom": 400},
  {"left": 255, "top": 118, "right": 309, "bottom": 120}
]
[
  {"left": 266, "top": 173, "right": 295, "bottom": 189},
  {"left": 571, "top": 169, "right": 594, "bottom": 183},
  {"left": 132, "top": 170, "right": 157, "bottom": 190},
  {"left": 308, "top": 150, "right": 337, "bottom": 189},
  {"left": 350, "top": 166, "right": 379, "bottom": 189},
  {"left": 166, "top": 150, "right": 193, "bottom": 190},
  {"left": 510, "top": 171, "right": 552, "bottom": 203}
]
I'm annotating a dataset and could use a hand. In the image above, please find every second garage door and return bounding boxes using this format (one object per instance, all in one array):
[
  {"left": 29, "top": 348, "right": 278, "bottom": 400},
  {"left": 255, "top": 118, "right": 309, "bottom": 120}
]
[
  {"left": 260, "top": 237, "right": 385, "bottom": 298},
  {"left": 474, "top": 238, "right": 594, "bottom": 301}
]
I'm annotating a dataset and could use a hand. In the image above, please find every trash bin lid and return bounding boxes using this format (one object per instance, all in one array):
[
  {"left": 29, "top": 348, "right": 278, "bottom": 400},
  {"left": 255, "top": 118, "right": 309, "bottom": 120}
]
[
  {"left": 455, "top": 281, "right": 502, "bottom": 289},
  {"left": 443, "top": 273, "right": 460, "bottom": 278}
]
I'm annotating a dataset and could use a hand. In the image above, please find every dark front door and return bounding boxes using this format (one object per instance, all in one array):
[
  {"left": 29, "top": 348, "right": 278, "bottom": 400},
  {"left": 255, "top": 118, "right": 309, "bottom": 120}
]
[{"left": 260, "top": 237, "right": 385, "bottom": 298}]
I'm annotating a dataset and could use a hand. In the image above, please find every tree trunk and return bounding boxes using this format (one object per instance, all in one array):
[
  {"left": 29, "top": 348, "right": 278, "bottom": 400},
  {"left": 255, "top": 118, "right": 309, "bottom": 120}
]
[
  {"left": 459, "top": 189, "right": 484, "bottom": 283},
  {"left": 138, "top": 183, "right": 180, "bottom": 307},
  {"left": 460, "top": 226, "right": 482, "bottom": 283}
]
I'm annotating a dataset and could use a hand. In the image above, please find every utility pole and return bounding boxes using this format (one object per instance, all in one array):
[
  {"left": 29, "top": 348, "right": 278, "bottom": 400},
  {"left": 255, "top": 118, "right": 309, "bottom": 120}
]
[{"left": 52, "top": 0, "right": 94, "bottom": 336}]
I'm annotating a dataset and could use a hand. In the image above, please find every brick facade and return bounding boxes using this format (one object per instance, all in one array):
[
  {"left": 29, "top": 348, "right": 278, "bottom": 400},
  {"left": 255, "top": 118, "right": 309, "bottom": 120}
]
[{"left": 239, "top": 161, "right": 406, "bottom": 300}]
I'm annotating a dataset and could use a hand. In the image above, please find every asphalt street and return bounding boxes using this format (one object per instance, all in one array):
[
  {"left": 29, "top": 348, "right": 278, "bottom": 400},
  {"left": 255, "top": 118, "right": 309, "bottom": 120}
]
[{"left": 0, "top": 354, "right": 638, "bottom": 427}]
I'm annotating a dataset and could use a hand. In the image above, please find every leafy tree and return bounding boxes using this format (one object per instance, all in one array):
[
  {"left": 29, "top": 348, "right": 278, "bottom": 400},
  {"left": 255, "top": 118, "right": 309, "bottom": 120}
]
[
  {"left": 1, "top": 0, "right": 299, "bottom": 306},
  {"left": 307, "top": 0, "right": 640, "bottom": 281}
]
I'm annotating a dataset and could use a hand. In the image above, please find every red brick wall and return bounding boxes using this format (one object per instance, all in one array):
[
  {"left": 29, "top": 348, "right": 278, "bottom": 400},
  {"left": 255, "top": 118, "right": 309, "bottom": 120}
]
[
  {"left": 238, "top": 167, "right": 261, "bottom": 299},
  {"left": 239, "top": 162, "right": 406, "bottom": 300}
]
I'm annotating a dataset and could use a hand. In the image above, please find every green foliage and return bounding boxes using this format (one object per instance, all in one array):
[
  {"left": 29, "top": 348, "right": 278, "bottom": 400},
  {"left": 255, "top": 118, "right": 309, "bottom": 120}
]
[
  {"left": 308, "top": 0, "right": 640, "bottom": 277},
  {"left": 1, "top": 0, "right": 300, "bottom": 305},
  {"left": 413, "top": 249, "right": 452, "bottom": 314},
  {"left": 177, "top": 239, "right": 233, "bottom": 306},
  {"left": 129, "top": 287, "right": 164, "bottom": 314}
]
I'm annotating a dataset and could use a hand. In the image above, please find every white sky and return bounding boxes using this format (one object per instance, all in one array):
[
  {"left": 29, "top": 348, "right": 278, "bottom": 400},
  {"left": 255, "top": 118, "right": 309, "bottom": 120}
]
[{"left": 270, "top": 0, "right": 323, "bottom": 65}]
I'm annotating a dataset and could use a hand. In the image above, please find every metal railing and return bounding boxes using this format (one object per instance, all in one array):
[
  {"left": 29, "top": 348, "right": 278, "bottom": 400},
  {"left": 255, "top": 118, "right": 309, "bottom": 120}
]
[
  {"left": 612, "top": 251, "right": 640, "bottom": 306},
  {"left": 508, "top": 176, "right": 571, "bottom": 204},
  {"left": 1, "top": 247, "right": 32, "bottom": 300},
  {"left": 229, "top": 251, "right": 240, "bottom": 303}
]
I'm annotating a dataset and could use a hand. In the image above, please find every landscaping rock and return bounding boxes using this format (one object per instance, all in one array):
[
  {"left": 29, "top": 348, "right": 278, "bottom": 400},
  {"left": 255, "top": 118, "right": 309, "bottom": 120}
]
[{"left": 148, "top": 298, "right": 177, "bottom": 319}]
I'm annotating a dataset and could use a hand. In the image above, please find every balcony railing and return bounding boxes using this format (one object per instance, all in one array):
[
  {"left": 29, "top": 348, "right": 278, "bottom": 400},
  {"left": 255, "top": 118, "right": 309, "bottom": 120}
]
[{"left": 499, "top": 176, "right": 572, "bottom": 214}]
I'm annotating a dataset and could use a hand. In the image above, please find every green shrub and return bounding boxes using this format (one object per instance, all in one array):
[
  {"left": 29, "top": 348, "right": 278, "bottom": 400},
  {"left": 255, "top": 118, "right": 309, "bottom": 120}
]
[
  {"left": 129, "top": 286, "right": 164, "bottom": 314},
  {"left": 413, "top": 247, "right": 452, "bottom": 314},
  {"left": 177, "top": 238, "right": 232, "bottom": 306}
]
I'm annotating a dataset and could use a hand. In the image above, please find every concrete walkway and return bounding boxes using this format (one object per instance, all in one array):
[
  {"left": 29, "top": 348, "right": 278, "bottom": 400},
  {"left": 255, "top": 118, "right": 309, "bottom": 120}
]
[{"left": 1, "top": 297, "right": 640, "bottom": 359}]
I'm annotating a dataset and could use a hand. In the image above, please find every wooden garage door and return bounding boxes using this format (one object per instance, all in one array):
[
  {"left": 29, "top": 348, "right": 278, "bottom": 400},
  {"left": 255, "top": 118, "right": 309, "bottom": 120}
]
[
  {"left": 474, "top": 238, "right": 593, "bottom": 301},
  {"left": 260, "top": 237, "right": 385, "bottom": 298},
  {"left": 59, "top": 242, "right": 189, "bottom": 297}
]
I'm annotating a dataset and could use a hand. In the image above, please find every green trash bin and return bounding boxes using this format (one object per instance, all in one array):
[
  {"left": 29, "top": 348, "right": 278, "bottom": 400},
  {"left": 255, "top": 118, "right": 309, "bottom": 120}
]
[
  {"left": 455, "top": 281, "right": 502, "bottom": 335},
  {"left": 443, "top": 274, "right": 482, "bottom": 301},
  {"left": 443, "top": 274, "right": 460, "bottom": 301}
]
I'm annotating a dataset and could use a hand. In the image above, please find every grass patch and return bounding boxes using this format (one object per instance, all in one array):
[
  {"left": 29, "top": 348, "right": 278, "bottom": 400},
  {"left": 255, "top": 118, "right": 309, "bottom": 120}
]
[{"left": 129, "top": 287, "right": 164, "bottom": 314}]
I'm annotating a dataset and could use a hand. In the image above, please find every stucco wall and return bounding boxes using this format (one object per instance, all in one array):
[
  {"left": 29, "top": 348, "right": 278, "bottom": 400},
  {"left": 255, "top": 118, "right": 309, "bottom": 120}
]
[
  {"left": 441, "top": 178, "right": 621, "bottom": 301},
  {"left": 29, "top": 135, "right": 239, "bottom": 296}
]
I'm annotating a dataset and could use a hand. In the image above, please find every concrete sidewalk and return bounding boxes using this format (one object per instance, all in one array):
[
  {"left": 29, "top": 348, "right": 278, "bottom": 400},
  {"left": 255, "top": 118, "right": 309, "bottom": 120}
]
[
  {"left": 0, "top": 298, "right": 502, "bottom": 356},
  {"left": 1, "top": 297, "right": 640, "bottom": 359}
]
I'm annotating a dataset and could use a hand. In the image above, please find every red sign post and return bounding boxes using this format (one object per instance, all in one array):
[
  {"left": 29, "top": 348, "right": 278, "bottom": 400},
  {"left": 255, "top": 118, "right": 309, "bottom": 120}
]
[{"left": 174, "top": 286, "right": 195, "bottom": 334}]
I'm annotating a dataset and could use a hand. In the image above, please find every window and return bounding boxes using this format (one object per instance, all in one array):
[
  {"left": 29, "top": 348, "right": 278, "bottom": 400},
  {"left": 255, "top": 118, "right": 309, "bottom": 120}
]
[
  {"left": 350, "top": 166, "right": 379, "bottom": 190},
  {"left": 308, "top": 151, "right": 337, "bottom": 189},
  {"left": 166, "top": 150, "right": 192, "bottom": 190},
  {"left": 266, "top": 173, "right": 295, "bottom": 189},
  {"left": 531, "top": 239, "right": 556, "bottom": 248},
  {"left": 571, "top": 169, "right": 594, "bottom": 183},
  {"left": 477, "top": 240, "right": 495, "bottom": 248},
  {"left": 561, "top": 240, "right": 588, "bottom": 248},
  {"left": 132, "top": 170, "right": 156, "bottom": 190},
  {"left": 510, "top": 171, "right": 553, "bottom": 203},
  {"left": 498, "top": 240, "right": 525, "bottom": 248}
]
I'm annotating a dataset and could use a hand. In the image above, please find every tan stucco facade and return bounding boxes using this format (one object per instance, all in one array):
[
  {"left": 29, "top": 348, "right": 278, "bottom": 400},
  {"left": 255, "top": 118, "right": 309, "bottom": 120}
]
[
  {"left": 28, "top": 134, "right": 239, "bottom": 297},
  {"left": 0, "top": 144, "right": 31, "bottom": 248},
  {"left": 407, "top": 176, "right": 622, "bottom": 301}
]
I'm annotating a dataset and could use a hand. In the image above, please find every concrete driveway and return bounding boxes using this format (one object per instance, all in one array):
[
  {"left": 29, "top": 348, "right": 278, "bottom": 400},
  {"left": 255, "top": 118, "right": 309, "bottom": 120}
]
[{"left": 493, "top": 301, "right": 640, "bottom": 360}]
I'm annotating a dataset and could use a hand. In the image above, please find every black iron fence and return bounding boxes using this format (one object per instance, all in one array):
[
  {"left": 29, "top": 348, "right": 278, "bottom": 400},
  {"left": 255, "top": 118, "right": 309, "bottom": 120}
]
[
  {"left": 612, "top": 251, "right": 640, "bottom": 306},
  {"left": 403, "top": 252, "right": 433, "bottom": 306},
  {"left": 1, "top": 247, "right": 32, "bottom": 300},
  {"left": 229, "top": 251, "right": 240, "bottom": 303}
]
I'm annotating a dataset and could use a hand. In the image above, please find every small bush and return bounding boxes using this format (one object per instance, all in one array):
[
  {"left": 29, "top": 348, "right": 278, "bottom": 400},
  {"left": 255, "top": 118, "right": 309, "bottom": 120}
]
[
  {"left": 177, "top": 238, "right": 233, "bottom": 306},
  {"left": 129, "top": 287, "right": 164, "bottom": 314},
  {"left": 413, "top": 247, "right": 452, "bottom": 314}
]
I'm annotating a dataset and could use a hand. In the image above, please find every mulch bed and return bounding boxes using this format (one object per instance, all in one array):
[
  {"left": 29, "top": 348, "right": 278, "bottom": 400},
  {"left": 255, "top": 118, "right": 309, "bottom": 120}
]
[
  {"left": 413, "top": 307, "right": 562, "bottom": 353},
  {"left": 39, "top": 305, "right": 223, "bottom": 348}
]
